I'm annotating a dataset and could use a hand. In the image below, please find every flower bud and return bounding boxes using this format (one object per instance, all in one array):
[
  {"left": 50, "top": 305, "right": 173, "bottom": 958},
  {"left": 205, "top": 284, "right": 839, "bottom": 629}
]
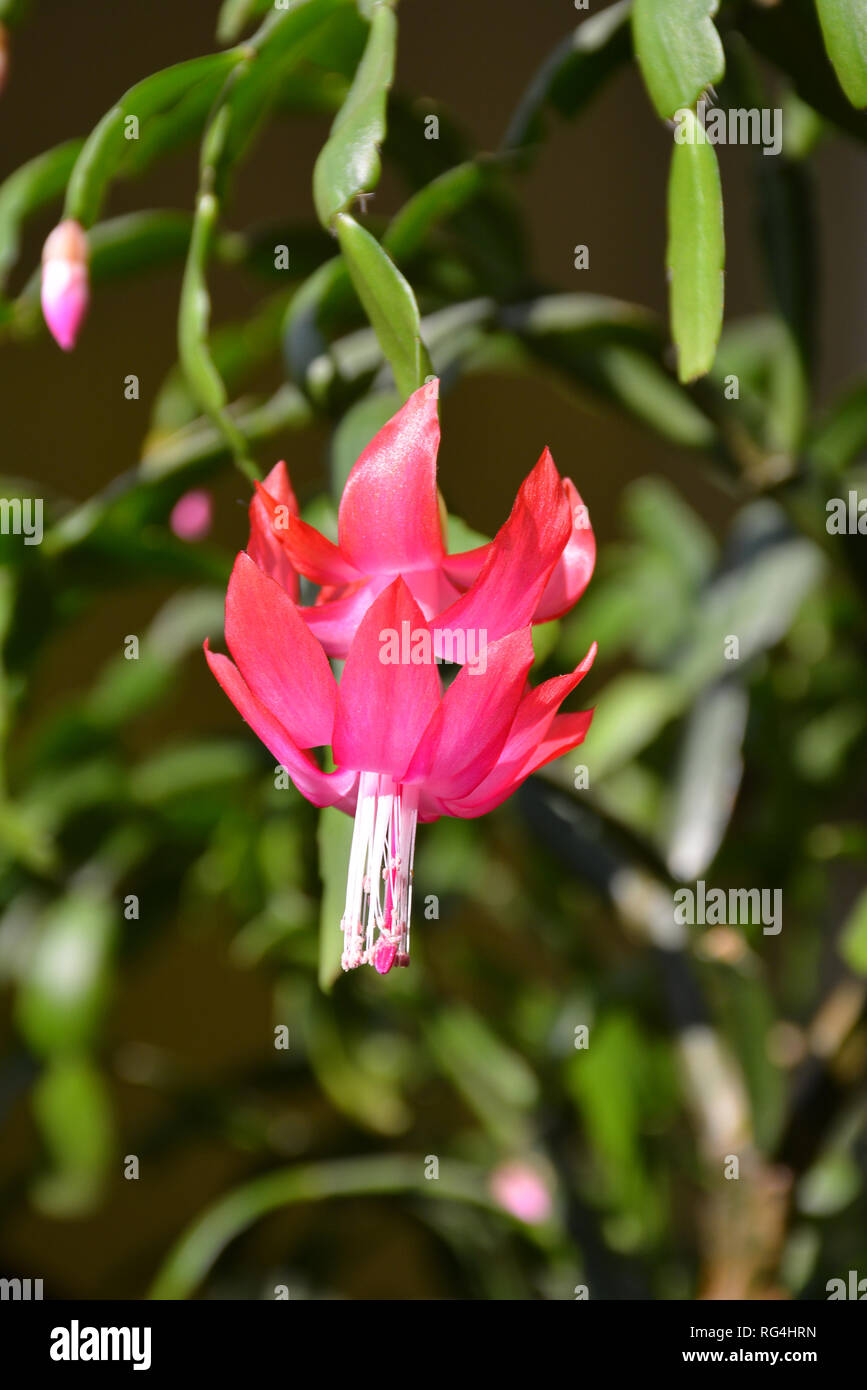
[
  {"left": 170, "top": 489, "right": 213, "bottom": 542},
  {"left": 41, "top": 220, "right": 89, "bottom": 351}
]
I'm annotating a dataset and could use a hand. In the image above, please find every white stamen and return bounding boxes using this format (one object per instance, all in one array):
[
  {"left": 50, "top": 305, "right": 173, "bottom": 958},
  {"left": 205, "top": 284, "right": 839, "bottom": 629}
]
[{"left": 340, "top": 772, "right": 419, "bottom": 972}]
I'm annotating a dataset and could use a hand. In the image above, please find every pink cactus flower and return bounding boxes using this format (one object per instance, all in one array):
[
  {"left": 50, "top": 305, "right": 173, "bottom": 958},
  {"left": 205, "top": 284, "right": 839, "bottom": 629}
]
[
  {"left": 170, "top": 489, "right": 213, "bottom": 542},
  {"left": 490, "top": 1161, "right": 553, "bottom": 1225},
  {"left": 41, "top": 220, "right": 90, "bottom": 351},
  {"left": 250, "top": 379, "right": 595, "bottom": 657},
  {"left": 206, "top": 514, "right": 596, "bottom": 973}
]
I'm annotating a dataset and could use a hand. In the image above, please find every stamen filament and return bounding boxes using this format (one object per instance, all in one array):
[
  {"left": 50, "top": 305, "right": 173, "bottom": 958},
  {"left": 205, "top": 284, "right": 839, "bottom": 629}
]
[{"left": 340, "top": 772, "right": 420, "bottom": 973}]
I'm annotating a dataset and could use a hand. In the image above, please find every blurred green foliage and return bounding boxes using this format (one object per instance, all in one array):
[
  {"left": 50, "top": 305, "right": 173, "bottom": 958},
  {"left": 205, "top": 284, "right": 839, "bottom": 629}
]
[{"left": 0, "top": 0, "right": 866, "bottom": 1301}]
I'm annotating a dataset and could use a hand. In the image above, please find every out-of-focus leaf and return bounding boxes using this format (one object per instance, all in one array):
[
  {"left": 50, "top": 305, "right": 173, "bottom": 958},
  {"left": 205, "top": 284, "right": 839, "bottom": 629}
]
[
  {"left": 756, "top": 158, "right": 814, "bottom": 444},
  {"left": 782, "top": 88, "right": 825, "bottom": 160},
  {"left": 0, "top": 0, "right": 29, "bottom": 23},
  {"left": 742, "top": 0, "right": 867, "bottom": 144},
  {"left": 217, "top": 0, "right": 270, "bottom": 43},
  {"left": 794, "top": 704, "right": 867, "bottom": 782},
  {"left": 131, "top": 741, "right": 257, "bottom": 806},
  {"left": 583, "top": 673, "right": 682, "bottom": 780},
  {"left": 88, "top": 210, "right": 193, "bottom": 280},
  {"left": 383, "top": 161, "right": 489, "bottom": 262},
  {"left": 815, "top": 0, "right": 867, "bottom": 107},
  {"left": 506, "top": 295, "right": 716, "bottom": 447},
  {"left": 425, "top": 1006, "right": 538, "bottom": 1148},
  {"left": 632, "top": 0, "right": 724, "bottom": 120},
  {"left": 150, "top": 292, "right": 290, "bottom": 436},
  {"left": 313, "top": 0, "right": 396, "bottom": 226},
  {"left": 31, "top": 1057, "right": 115, "bottom": 1217},
  {"left": 65, "top": 53, "right": 240, "bottom": 226},
  {"left": 810, "top": 376, "right": 867, "bottom": 474},
  {"left": 674, "top": 506, "right": 826, "bottom": 695},
  {"left": 798, "top": 1151, "right": 861, "bottom": 1216},
  {"left": 149, "top": 1155, "right": 494, "bottom": 1299},
  {"left": 567, "top": 1012, "right": 668, "bottom": 1231},
  {"left": 329, "top": 389, "right": 401, "bottom": 496},
  {"left": 317, "top": 805, "right": 354, "bottom": 992},
  {"left": 666, "top": 112, "right": 724, "bottom": 383},
  {"left": 839, "top": 889, "right": 867, "bottom": 975},
  {"left": 502, "top": 293, "right": 659, "bottom": 351},
  {"left": 305, "top": 998, "right": 411, "bottom": 1134},
  {"left": 85, "top": 590, "right": 225, "bottom": 729},
  {"left": 16, "top": 889, "right": 116, "bottom": 1056},
  {"left": 0, "top": 140, "right": 82, "bottom": 288},
  {"left": 283, "top": 256, "right": 348, "bottom": 394},
  {"left": 502, "top": 0, "right": 632, "bottom": 150},
  {"left": 335, "top": 212, "right": 433, "bottom": 398},
  {"left": 665, "top": 681, "right": 748, "bottom": 880},
  {"left": 624, "top": 477, "right": 717, "bottom": 587}
]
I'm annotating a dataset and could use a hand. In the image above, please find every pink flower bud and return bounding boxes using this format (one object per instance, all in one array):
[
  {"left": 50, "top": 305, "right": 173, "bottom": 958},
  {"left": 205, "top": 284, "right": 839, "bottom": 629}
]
[
  {"left": 489, "top": 1161, "right": 553, "bottom": 1225},
  {"left": 41, "top": 220, "right": 89, "bottom": 351},
  {"left": 170, "top": 490, "right": 213, "bottom": 542}
]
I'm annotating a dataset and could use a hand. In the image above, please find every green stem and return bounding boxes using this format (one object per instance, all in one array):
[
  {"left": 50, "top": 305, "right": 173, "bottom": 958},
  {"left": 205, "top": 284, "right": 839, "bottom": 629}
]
[{"left": 149, "top": 1154, "right": 499, "bottom": 1299}]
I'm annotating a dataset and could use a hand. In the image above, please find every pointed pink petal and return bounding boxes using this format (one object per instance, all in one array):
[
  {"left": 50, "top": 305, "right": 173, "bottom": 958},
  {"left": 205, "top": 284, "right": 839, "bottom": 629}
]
[
  {"left": 404, "top": 628, "right": 535, "bottom": 799},
  {"left": 337, "top": 379, "right": 444, "bottom": 573},
  {"left": 332, "top": 577, "right": 442, "bottom": 777},
  {"left": 534, "top": 479, "right": 596, "bottom": 622},
  {"left": 205, "top": 644, "right": 356, "bottom": 811},
  {"left": 254, "top": 481, "right": 361, "bottom": 586},
  {"left": 443, "top": 643, "right": 596, "bottom": 817},
  {"left": 431, "top": 448, "right": 571, "bottom": 646},
  {"left": 225, "top": 552, "right": 337, "bottom": 748},
  {"left": 248, "top": 461, "right": 300, "bottom": 600}
]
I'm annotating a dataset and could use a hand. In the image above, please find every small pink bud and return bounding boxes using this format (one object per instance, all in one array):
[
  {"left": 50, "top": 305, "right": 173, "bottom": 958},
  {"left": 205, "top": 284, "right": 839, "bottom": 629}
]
[
  {"left": 170, "top": 489, "right": 213, "bottom": 542},
  {"left": 489, "top": 1161, "right": 553, "bottom": 1225},
  {"left": 41, "top": 219, "right": 89, "bottom": 351}
]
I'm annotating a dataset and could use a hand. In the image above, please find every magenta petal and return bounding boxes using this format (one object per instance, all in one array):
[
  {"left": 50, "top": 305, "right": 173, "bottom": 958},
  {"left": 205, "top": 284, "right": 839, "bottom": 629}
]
[
  {"left": 338, "top": 379, "right": 444, "bottom": 574},
  {"left": 299, "top": 576, "right": 390, "bottom": 659},
  {"left": 248, "top": 461, "right": 300, "bottom": 600},
  {"left": 444, "top": 643, "right": 596, "bottom": 817},
  {"left": 533, "top": 479, "right": 596, "bottom": 622},
  {"left": 204, "top": 644, "right": 356, "bottom": 811},
  {"left": 431, "top": 448, "right": 572, "bottom": 646},
  {"left": 254, "top": 481, "right": 361, "bottom": 586},
  {"left": 404, "top": 628, "right": 535, "bottom": 799},
  {"left": 332, "top": 577, "right": 442, "bottom": 777},
  {"left": 225, "top": 552, "right": 337, "bottom": 748}
]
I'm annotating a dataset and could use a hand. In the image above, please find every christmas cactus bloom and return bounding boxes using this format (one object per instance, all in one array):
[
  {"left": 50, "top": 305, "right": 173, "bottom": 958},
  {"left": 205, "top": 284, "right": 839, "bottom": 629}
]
[
  {"left": 40, "top": 220, "right": 89, "bottom": 351},
  {"left": 206, "top": 556, "right": 595, "bottom": 974},
  {"left": 251, "top": 379, "right": 595, "bottom": 656}
]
